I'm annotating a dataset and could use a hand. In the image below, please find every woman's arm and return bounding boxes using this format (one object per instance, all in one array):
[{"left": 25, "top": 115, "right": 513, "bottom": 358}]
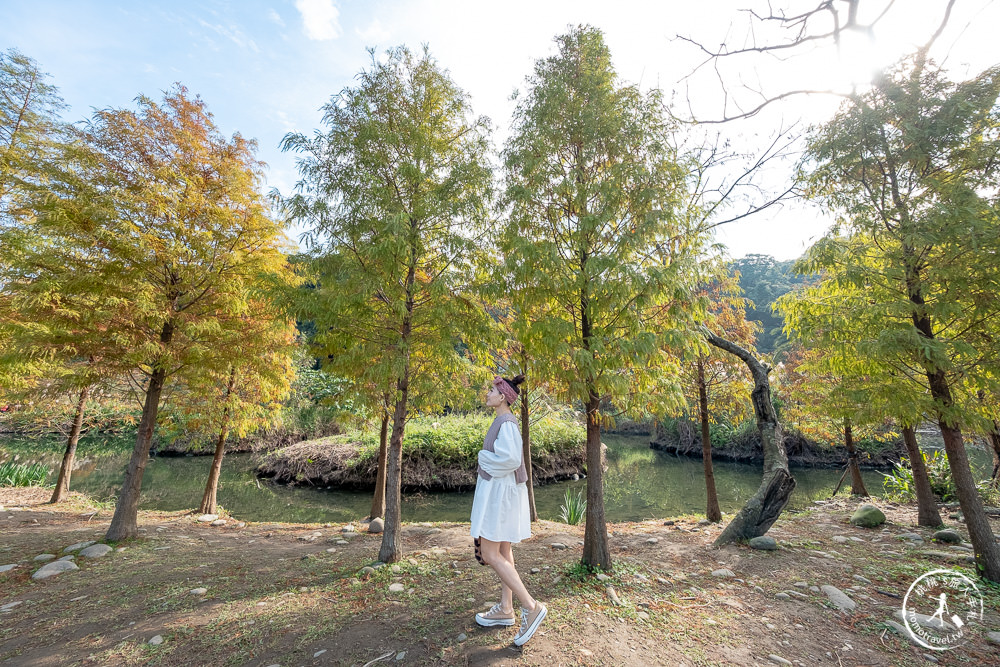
[{"left": 478, "top": 422, "right": 523, "bottom": 476}]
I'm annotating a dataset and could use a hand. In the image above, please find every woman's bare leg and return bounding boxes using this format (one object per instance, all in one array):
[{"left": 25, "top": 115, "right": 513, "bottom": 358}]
[
  {"left": 499, "top": 541, "right": 515, "bottom": 612},
  {"left": 479, "top": 537, "right": 536, "bottom": 612}
]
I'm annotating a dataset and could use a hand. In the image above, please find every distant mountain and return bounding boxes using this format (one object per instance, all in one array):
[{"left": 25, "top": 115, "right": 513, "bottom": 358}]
[{"left": 730, "top": 254, "right": 812, "bottom": 356}]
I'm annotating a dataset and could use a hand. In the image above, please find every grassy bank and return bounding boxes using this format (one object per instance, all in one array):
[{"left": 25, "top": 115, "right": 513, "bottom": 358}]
[
  {"left": 2, "top": 487, "right": 999, "bottom": 665},
  {"left": 257, "top": 413, "right": 587, "bottom": 491}
]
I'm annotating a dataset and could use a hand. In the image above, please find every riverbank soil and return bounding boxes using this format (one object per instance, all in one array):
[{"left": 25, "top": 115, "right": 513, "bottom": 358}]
[{"left": 1, "top": 488, "right": 999, "bottom": 666}]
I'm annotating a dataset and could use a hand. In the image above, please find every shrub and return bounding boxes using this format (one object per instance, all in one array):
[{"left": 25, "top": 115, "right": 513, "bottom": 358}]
[
  {"left": 558, "top": 488, "right": 587, "bottom": 525},
  {"left": 0, "top": 460, "right": 49, "bottom": 487}
]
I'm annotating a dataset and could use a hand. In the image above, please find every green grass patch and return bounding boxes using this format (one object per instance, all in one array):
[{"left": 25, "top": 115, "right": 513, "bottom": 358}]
[{"left": 0, "top": 459, "right": 50, "bottom": 486}]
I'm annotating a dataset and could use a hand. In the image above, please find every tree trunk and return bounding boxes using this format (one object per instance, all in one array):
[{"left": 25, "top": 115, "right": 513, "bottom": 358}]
[
  {"left": 928, "top": 371, "right": 1000, "bottom": 581},
  {"left": 582, "top": 390, "right": 611, "bottom": 570},
  {"left": 106, "top": 322, "right": 173, "bottom": 541},
  {"left": 199, "top": 366, "right": 237, "bottom": 516},
  {"left": 843, "top": 417, "right": 869, "bottom": 496},
  {"left": 379, "top": 255, "right": 416, "bottom": 564},
  {"left": 369, "top": 410, "right": 389, "bottom": 520},
  {"left": 698, "top": 357, "right": 721, "bottom": 522},
  {"left": 49, "top": 385, "right": 90, "bottom": 504},
  {"left": 989, "top": 421, "right": 1000, "bottom": 488},
  {"left": 704, "top": 330, "right": 796, "bottom": 546},
  {"left": 519, "top": 359, "right": 537, "bottom": 522},
  {"left": 901, "top": 425, "right": 942, "bottom": 527},
  {"left": 378, "top": 377, "right": 409, "bottom": 564}
]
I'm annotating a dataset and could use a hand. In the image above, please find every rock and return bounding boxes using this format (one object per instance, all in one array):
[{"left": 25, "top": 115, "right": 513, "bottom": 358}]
[
  {"left": 189, "top": 588, "right": 208, "bottom": 595},
  {"left": 596, "top": 573, "right": 611, "bottom": 582},
  {"left": 698, "top": 519, "right": 711, "bottom": 526},
  {"left": 197, "top": 514, "right": 218, "bottom": 523},
  {"left": 711, "top": 569, "right": 735, "bottom": 578},
  {"left": 57, "top": 555, "right": 75, "bottom": 562},
  {"left": 396, "top": 651, "right": 406, "bottom": 661},
  {"left": 457, "top": 632, "right": 467, "bottom": 641},
  {"left": 79, "top": 544, "right": 113, "bottom": 559},
  {"left": 637, "top": 610, "right": 650, "bottom": 621},
  {"left": 831, "top": 536, "right": 849, "bottom": 543},
  {"left": 884, "top": 620, "right": 920, "bottom": 644},
  {"left": 368, "top": 517, "right": 384, "bottom": 533},
  {"left": 932, "top": 529, "right": 962, "bottom": 544},
  {"left": 360, "top": 566, "right": 375, "bottom": 576},
  {"left": 852, "top": 575, "right": 872, "bottom": 585},
  {"left": 768, "top": 655, "right": 792, "bottom": 666},
  {"left": 897, "top": 533, "right": 924, "bottom": 542},
  {"left": 149, "top": 635, "right": 163, "bottom": 645},
  {"left": 235, "top": 522, "right": 246, "bottom": 528},
  {"left": 336, "top": 539, "right": 348, "bottom": 545},
  {"left": 33, "top": 554, "right": 56, "bottom": 562},
  {"left": 33, "top": 560, "right": 78, "bottom": 580},
  {"left": 530, "top": 568, "right": 540, "bottom": 574},
  {"left": 550, "top": 543, "right": 568, "bottom": 550},
  {"left": 850, "top": 504, "right": 886, "bottom": 528},
  {"left": 0, "top": 564, "right": 17, "bottom": 573},
  {"left": 923, "top": 654, "right": 939, "bottom": 663},
  {"left": 820, "top": 585, "right": 856, "bottom": 613},
  {"left": 388, "top": 583, "right": 405, "bottom": 593},
  {"left": 749, "top": 536, "right": 778, "bottom": 551},
  {"left": 646, "top": 538, "right": 659, "bottom": 544},
  {"left": 917, "top": 549, "right": 968, "bottom": 563},
  {"left": 211, "top": 519, "right": 226, "bottom": 527},
  {"left": 893, "top": 609, "right": 957, "bottom": 632},
  {"left": 987, "top": 631, "right": 1000, "bottom": 645},
  {"left": 793, "top": 581, "right": 808, "bottom": 588},
  {"left": 775, "top": 593, "right": 791, "bottom": 601},
  {"left": 783, "top": 590, "right": 809, "bottom": 600},
  {"left": 809, "top": 586, "right": 820, "bottom": 593},
  {"left": 63, "top": 540, "right": 96, "bottom": 553},
  {"left": 1, "top": 601, "right": 22, "bottom": 611},
  {"left": 341, "top": 525, "right": 356, "bottom": 533},
  {"left": 314, "top": 649, "right": 327, "bottom": 657},
  {"left": 663, "top": 520, "right": 675, "bottom": 526}
]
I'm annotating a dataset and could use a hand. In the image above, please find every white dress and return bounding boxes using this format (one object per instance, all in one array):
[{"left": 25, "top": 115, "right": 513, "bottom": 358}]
[{"left": 469, "top": 421, "right": 531, "bottom": 543}]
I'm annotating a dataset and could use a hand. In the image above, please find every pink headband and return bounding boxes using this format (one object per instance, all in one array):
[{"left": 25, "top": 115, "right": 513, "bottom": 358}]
[{"left": 493, "top": 376, "right": 518, "bottom": 405}]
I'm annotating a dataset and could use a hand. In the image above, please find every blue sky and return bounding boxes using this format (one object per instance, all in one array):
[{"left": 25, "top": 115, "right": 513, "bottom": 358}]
[{"left": 3, "top": 1, "right": 997, "bottom": 259}]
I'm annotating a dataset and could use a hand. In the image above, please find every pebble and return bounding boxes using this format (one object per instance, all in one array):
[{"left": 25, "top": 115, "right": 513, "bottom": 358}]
[
  {"left": 646, "top": 538, "right": 659, "bottom": 544},
  {"left": 637, "top": 610, "right": 650, "bottom": 621},
  {"left": 831, "top": 536, "right": 848, "bottom": 543},
  {"left": 32, "top": 560, "right": 78, "bottom": 580},
  {"left": 0, "top": 564, "right": 17, "bottom": 573},
  {"left": 388, "top": 583, "right": 405, "bottom": 593},
  {"left": 852, "top": 575, "right": 872, "bottom": 585},
  {"left": 596, "top": 573, "right": 611, "bottom": 582},
  {"left": 820, "top": 585, "right": 856, "bottom": 613},
  {"left": 550, "top": 542, "right": 568, "bottom": 550},
  {"left": 360, "top": 566, "right": 375, "bottom": 576},
  {"left": 396, "top": 651, "right": 406, "bottom": 661},
  {"left": 987, "top": 631, "right": 1000, "bottom": 645},
  {"left": 57, "top": 555, "right": 75, "bottom": 562},
  {"left": 530, "top": 568, "right": 540, "bottom": 574},
  {"left": 923, "top": 654, "right": 939, "bottom": 663},
  {"left": 211, "top": 519, "right": 226, "bottom": 527},
  {"left": 149, "top": 635, "right": 163, "bottom": 645},
  {"left": 711, "top": 569, "right": 735, "bottom": 578},
  {"left": 793, "top": 581, "right": 808, "bottom": 588},
  {"left": 33, "top": 554, "right": 56, "bottom": 562},
  {"left": 189, "top": 588, "right": 208, "bottom": 595},
  {"left": 79, "top": 544, "right": 112, "bottom": 559},
  {"left": 0, "top": 601, "right": 22, "bottom": 611},
  {"left": 62, "top": 540, "right": 95, "bottom": 553},
  {"left": 457, "top": 633, "right": 468, "bottom": 641},
  {"left": 698, "top": 519, "right": 711, "bottom": 526},
  {"left": 197, "top": 514, "right": 218, "bottom": 523},
  {"left": 313, "top": 649, "right": 326, "bottom": 658},
  {"left": 775, "top": 593, "right": 791, "bottom": 601},
  {"left": 336, "top": 539, "right": 348, "bottom": 545},
  {"left": 768, "top": 654, "right": 792, "bottom": 665}
]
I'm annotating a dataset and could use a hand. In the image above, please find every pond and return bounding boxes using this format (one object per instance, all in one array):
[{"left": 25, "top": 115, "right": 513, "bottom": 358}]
[{"left": 2, "top": 433, "right": 992, "bottom": 525}]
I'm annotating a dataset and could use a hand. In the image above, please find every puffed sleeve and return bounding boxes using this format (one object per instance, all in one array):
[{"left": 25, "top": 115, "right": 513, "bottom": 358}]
[{"left": 478, "top": 422, "right": 523, "bottom": 476}]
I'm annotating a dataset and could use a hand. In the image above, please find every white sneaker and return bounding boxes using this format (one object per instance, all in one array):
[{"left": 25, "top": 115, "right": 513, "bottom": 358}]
[
  {"left": 513, "top": 602, "right": 547, "bottom": 646},
  {"left": 475, "top": 603, "right": 516, "bottom": 627}
]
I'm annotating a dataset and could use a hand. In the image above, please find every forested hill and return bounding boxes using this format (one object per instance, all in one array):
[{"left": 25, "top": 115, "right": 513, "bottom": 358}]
[{"left": 731, "top": 254, "right": 813, "bottom": 356}]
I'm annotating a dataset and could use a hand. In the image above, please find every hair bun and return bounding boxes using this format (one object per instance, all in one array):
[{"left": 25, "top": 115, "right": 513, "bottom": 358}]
[{"left": 509, "top": 374, "right": 525, "bottom": 388}]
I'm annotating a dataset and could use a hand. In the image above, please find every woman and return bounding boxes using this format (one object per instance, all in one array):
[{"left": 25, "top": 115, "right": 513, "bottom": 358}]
[{"left": 470, "top": 374, "right": 547, "bottom": 646}]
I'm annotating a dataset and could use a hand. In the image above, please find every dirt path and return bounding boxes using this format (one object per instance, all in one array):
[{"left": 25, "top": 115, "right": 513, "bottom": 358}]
[{"left": 1, "top": 487, "right": 998, "bottom": 666}]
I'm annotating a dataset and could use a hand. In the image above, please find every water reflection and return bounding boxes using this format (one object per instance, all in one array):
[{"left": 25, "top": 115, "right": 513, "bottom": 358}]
[{"left": 3, "top": 433, "right": 991, "bottom": 525}]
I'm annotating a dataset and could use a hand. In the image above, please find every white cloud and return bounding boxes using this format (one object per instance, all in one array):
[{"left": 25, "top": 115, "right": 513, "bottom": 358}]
[
  {"left": 267, "top": 9, "right": 285, "bottom": 27},
  {"left": 295, "top": 0, "right": 341, "bottom": 41},
  {"left": 354, "top": 18, "right": 390, "bottom": 45},
  {"left": 197, "top": 19, "right": 261, "bottom": 53}
]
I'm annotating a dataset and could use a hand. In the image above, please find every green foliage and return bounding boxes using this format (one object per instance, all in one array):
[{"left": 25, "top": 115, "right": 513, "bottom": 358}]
[
  {"left": 881, "top": 450, "right": 956, "bottom": 502},
  {"left": 0, "top": 459, "right": 49, "bottom": 486},
  {"left": 731, "top": 254, "right": 811, "bottom": 355},
  {"left": 558, "top": 487, "right": 587, "bottom": 525},
  {"left": 274, "top": 413, "right": 584, "bottom": 470}
]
